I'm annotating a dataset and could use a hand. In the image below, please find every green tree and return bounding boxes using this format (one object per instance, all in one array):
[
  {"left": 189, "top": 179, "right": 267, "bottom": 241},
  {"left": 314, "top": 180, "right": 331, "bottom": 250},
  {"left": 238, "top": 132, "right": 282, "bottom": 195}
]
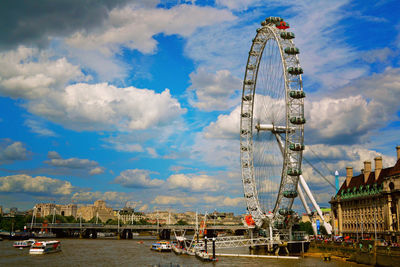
[
  {"left": 298, "top": 221, "right": 314, "bottom": 235},
  {"left": 175, "top": 219, "right": 188, "bottom": 225},
  {"left": 106, "top": 219, "right": 118, "bottom": 225},
  {"left": 88, "top": 216, "right": 102, "bottom": 223},
  {"left": 138, "top": 219, "right": 150, "bottom": 225}
]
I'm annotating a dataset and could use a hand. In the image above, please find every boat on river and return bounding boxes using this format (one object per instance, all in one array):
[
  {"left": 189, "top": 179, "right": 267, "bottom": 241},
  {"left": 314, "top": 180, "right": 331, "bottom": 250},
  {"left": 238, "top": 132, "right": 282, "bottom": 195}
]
[
  {"left": 150, "top": 241, "right": 171, "bottom": 252},
  {"left": 13, "top": 239, "right": 36, "bottom": 248},
  {"left": 29, "top": 240, "right": 61, "bottom": 254},
  {"left": 195, "top": 249, "right": 217, "bottom": 261},
  {"left": 172, "top": 242, "right": 183, "bottom": 254}
]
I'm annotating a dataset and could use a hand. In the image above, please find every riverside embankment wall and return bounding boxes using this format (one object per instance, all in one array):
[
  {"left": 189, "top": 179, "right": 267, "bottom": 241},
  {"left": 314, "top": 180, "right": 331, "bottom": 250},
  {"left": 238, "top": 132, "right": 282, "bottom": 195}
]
[{"left": 310, "top": 241, "right": 400, "bottom": 266}]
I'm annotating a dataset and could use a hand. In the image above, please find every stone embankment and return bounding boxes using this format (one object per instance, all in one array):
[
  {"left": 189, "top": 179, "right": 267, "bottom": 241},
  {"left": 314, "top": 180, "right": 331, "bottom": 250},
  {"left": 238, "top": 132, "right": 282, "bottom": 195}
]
[{"left": 307, "top": 240, "right": 400, "bottom": 266}]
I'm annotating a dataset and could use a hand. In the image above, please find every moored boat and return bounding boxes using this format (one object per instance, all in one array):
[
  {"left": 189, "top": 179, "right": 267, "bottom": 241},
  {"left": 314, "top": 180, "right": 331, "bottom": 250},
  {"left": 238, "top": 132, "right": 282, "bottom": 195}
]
[
  {"left": 172, "top": 243, "right": 183, "bottom": 255},
  {"left": 150, "top": 241, "right": 171, "bottom": 252},
  {"left": 195, "top": 249, "right": 217, "bottom": 261},
  {"left": 29, "top": 240, "right": 61, "bottom": 254},
  {"left": 13, "top": 239, "right": 36, "bottom": 248}
]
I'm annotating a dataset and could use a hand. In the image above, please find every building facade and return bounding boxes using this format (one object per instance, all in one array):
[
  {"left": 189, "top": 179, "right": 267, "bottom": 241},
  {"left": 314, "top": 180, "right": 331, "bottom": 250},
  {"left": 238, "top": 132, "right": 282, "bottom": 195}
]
[
  {"left": 35, "top": 203, "right": 77, "bottom": 218},
  {"left": 330, "top": 146, "right": 400, "bottom": 242},
  {"left": 77, "top": 200, "right": 115, "bottom": 222}
]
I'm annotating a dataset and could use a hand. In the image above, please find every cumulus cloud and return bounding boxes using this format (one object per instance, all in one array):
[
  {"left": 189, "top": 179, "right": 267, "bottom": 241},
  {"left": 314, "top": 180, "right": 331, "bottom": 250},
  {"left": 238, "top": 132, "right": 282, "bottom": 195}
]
[
  {"left": 0, "top": 47, "right": 186, "bottom": 132},
  {"left": 45, "top": 156, "right": 98, "bottom": 169},
  {"left": 203, "top": 195, "right": 243, "bottom": 206},
  {"left": 187, "top": 68, "right": 242, "bottom": 111},
  {"left": 89, "top": 167, "right": 105, "bottom": 175},
  {"left": 28, "top": 83, "right": 186, "bottom": 132},
  {"left": 71, "top": 190, "right": 131, "bottom": 204},
  {"left": 191, "top": 132, "right": 239, "bottom": 167},
  {"left": 203, "top": 105, "right": 240, "bottom": 139},
  {"left": 0, "top": 0, "right": 136, "bottom": 51},
  {"left": 0, "top": 174, "right": 73, "bottom": 195},
  {"left": 48, "top": 151, "right": 62, "bottom": 159},
  {"left": 44, "top": 151, "right": 105, "bottom": 175},
  {"left": 0, "top": 46, "right": 86, "bottom": 100},
  {"left": 166, "top": 173, "right": 222, "bottom": 192},
  {"left": 0, "top": 141, "right": 29, "bottom": 164},
  {"left": 114, "top": 169, "right": 164, "bottom": 188},
  {"left": 66, "top": 4, "right": 235, "bottom": 55}
]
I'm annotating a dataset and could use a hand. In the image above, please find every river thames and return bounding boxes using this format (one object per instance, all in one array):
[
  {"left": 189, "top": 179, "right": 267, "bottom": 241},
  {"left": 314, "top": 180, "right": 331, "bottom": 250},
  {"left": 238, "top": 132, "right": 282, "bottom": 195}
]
[{"left": 0, "top": 238, "right": 368, "bottom": 266}]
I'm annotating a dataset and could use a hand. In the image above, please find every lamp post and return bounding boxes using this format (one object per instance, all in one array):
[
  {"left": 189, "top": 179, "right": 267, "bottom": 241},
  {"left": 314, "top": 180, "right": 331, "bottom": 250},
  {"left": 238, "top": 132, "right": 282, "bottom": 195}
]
[{"left": 374, "top": 199, "right": 377, "bottom": 241}]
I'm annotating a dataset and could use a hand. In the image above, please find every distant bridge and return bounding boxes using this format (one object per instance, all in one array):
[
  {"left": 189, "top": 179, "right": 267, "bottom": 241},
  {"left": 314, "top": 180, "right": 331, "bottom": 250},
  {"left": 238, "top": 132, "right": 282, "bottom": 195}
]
[
  {"left": 29, "top": 223, "right": 246, "bottom": 231},
  {"left": 29, "top": 223, "right": 247, "bottom": 239}
]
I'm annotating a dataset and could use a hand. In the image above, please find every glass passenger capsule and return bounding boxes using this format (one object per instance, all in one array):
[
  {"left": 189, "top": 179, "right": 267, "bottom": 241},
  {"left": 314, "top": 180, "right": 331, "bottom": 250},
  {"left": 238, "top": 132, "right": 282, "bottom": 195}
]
[
  {"left": 288, "top": 67, "right": 303, "bottom": 75},
  {"left": 287, "top": 168, "right": 302, "bottom": 176},
  {"left": 290, "top": 116, "right": 306, "bottom": 124},
  {"left": 289, "top": 90, "right": 306, "bottom": 99},
  {"left": 284, "top": 47, "right": 300, "bottom": 55}
]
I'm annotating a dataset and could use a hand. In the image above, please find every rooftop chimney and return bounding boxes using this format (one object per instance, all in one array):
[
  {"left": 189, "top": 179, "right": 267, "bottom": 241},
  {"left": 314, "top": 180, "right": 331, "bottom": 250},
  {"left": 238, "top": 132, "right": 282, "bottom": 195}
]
[
  {"left": 364, "top": 160, "right": 371, "bottom": 183},
  {"left": 397, "top": 145, "right": 400, "bottom": 161},
  {"left": 374, "top": 156, "right": 382, "bottom": 180},
  {"left": 346, "top": 167, "right": 353, "bottom": 187}
]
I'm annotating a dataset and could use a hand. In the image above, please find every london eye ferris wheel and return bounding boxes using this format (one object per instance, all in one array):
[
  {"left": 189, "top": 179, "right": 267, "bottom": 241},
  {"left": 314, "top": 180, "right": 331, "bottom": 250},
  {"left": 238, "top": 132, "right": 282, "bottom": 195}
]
[{"left": 240, "top": 17, "right": 306, "bottom": 229}]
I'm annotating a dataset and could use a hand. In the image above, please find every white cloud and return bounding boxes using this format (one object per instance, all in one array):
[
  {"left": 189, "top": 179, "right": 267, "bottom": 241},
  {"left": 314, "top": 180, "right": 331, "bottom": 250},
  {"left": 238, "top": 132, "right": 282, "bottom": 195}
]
[
  {"left": 0, "top": 174, "right": 73, "bottom": 195},
  {"left": 89, "top": 167, "right": 105, "bottom": 175},
  {"left": 188, "top": 68, "right": 242, "bottom": 111},
  {"left": 0, "top": 141, "right": 29, "bottom": 164},
  {"left": 48, "top": 151, "right": 61, "bottom": 159},
  {"left": 45, "top": 157, "right": 98, "bottom": 169},
  {"left": 166, "top": 173, "right": 222, "bottom": 192},
  {"left": 24, "top": 119, "right": 57, "bottom": 137},
  {"left": 306, "top": 95, "right": 384, "bottom": 143},
  {"left": 216, "top": 0, "right": 263, "bottom": 11},
  {"left": 0, "top": 46, "right": 86, "bottom": 100},
  {"left": 191, "top": 132, "right": 239, "bottom": 167},
  {"left": 28, "top": 83, "right": 186, "bottom": 132},
  {"left": 361, "top": 47, "right": 393, "bottom": 63},
  {"left": 66, "top": 4, "right": 236, "bottom": 55},
  {"left": 203, "top": 105, "right": 240, "bottom": 139},
  {"left": 0, "top": 47, "right": 186, "bottom": 133},
  {"left": 71, "top": 191, "right": 131, "bottom": 204},
  {"left": 139, "top": 203, "right": 149, "bottom": 211},
  {"left": 114, "top": 169, "right": 164, "bottom": 188},
  {"left": 203, "top": 195, "right": 243, "bottom": 207},
  {"left": 151, "top": 195, "right": 197, "bottom": 205}
]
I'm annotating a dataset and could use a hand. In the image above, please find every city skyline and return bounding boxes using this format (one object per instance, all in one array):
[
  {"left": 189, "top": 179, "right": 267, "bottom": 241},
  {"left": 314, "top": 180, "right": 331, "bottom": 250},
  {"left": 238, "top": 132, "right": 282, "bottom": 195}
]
[{"left": 0, "top": 0, "right": 399, "bottom": 214}]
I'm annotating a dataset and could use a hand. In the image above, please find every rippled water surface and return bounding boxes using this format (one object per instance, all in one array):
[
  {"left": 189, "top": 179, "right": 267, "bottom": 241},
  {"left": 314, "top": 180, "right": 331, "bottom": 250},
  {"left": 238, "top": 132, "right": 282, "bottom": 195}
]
[{"left": 0, "top": 238, "right": 366, "bottom": 266}]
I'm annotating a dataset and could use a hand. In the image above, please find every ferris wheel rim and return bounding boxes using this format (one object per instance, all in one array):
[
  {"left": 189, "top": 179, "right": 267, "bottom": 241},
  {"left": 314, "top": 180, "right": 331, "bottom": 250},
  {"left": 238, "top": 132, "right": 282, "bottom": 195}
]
[{"left": 240, "top": 18, "right": 305, "bottom": 228}]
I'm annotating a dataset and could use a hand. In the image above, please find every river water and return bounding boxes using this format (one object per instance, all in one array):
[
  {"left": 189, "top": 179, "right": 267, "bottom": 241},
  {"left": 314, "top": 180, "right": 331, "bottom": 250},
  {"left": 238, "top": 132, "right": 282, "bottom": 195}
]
[{"left": 0, "top": 238, "right": 367, "bottom": 266}]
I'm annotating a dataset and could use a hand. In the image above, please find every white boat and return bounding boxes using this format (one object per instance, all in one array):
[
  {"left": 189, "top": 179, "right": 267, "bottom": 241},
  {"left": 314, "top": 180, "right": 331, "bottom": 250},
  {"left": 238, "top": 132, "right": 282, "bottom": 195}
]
[
  {"left": 195, "top": 249, "right": 216, "bottom": 261},
  {"left": 172, "top": 243, "right": 183, "bottom": 255},
  {"left": 29, "top": 240, "right": 61, "bottom": 254},
  {"left": 13, "top": 239, "right": 36, "bottom": 248},
  {"left": 150, "top": 241, "right": 172, "bottom": 252}
]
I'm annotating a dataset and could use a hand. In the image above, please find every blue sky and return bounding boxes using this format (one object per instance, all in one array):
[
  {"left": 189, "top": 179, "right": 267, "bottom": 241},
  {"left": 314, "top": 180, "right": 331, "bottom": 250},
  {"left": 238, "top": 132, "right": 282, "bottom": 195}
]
[{"left": 0, "top": 0, "right": 399, "bottom": 214}]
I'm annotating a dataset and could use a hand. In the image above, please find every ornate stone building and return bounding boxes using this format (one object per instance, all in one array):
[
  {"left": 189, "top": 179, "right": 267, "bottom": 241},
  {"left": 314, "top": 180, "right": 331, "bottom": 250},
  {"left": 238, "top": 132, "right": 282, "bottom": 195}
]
[
  {"left": 35, "top": 203, "right": 77, "bottom": 218},
  {"left": 77, "top": 200, "right": 115, "bottom": 222},
  {"left": 330, "top": 146, "right": 400, "bottom": 242}
]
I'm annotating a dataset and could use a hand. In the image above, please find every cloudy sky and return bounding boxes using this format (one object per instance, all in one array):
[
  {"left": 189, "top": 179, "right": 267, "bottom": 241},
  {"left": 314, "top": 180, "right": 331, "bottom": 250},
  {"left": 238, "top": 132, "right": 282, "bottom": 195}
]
[{"left": 0, "top": 0, "right": 399, "bottom": 214}]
